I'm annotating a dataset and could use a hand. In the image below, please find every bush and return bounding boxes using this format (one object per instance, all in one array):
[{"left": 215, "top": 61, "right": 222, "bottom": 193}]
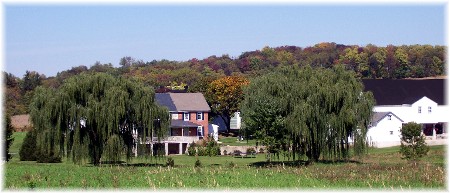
[
  {"left": 400, "top": 122, "right": 429, "bottom": 163},
  {"left": 187, "top": 142, "right": 197, "bottom": 156},
  {"left": 188, "top": 138, "right": 221, "bottom": 156},
  {"left": 166, "top": 157, "right": 174, "bottom": 167},
  {"left": 36, "top": 152, "right": 61, "bottom": 163},
  {"left": 206, "top": 140, "right": 220, "bottom": 156},
  {"left": 20, "top": 130, "right": 37, "bottom": 161},
  {"left": 197, "top": 146, "right": 206, "bottom": 156},
  {"left": 194, "top": 159, "right": 202, "bottom": 167}
]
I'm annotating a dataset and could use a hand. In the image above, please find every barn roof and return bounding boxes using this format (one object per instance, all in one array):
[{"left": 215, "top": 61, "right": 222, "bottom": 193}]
[{"left": 362, "top": 79, "right": 446, "bottom": 105}]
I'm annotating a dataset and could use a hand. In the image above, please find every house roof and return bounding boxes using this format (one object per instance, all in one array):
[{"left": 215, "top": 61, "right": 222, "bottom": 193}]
[
  {"left": 362, "top": 79, "right": 445, "bottom": 105},
  {"left": 155, "top": 93, "right": 211, "bottom": 112},
  {"left": 371, "top": 112, "right": 404, "bottom": 124},
  {"left": 155, "top": 93, "right": 177, "bottom": 111},
  {"left": 171, "top": 119, "right": 201, "bottom": 128}
]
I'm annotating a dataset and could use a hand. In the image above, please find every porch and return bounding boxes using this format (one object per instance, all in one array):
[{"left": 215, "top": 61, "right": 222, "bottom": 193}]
[{"left": 421, "top": 122, "right": 447, "bottom": 140}]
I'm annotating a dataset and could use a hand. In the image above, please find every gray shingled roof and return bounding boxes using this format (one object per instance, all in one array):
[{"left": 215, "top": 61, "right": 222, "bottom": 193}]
[
  {"left": 155, "top": 93, "right": 177, "bottom": 111},
  {"left": 155, "top": 93, "right": 211, "bottom": 112},
  {"left": 371, "top": 112, "right": 404, "bottom": 125}
]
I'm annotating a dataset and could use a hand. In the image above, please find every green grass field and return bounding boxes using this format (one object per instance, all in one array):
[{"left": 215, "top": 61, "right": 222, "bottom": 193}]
[
  {"left": 9, "top": 132, "right": 26, "bottom": 154},
  {"left": 4, "top": 132, "right": 446, "bottom": 190}
]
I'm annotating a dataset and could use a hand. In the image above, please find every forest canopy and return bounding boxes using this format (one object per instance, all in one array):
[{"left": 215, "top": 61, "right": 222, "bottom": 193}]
[{"left": 4, "top": 43, "right": 446, "bottom": 116}]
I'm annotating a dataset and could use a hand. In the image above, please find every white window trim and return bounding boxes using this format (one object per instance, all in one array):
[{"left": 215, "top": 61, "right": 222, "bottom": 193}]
[
  {"left": 428, "top": 106, "right": 432, "bottom": 113},
  {"left": 197, "top": 126, "right": 203, "bottom": 137},
  {"left": 418, "top": 106, "right": 422, "bottom": 114},
  {"left": 387, "top": 115, "right": 392, "bottom": 120},
  {"left": 171, "top": 113, "right": 179, "bottom": 120},
  {"left": 183, "top": 112, "right": 190, "bottom": 121},
  {"left": 197, "top": 112, "right": 203, "bottom": 120}
]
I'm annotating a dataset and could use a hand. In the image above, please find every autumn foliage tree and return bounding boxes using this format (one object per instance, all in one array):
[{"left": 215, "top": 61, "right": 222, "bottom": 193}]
[
  {"left": 29, "top": 72, "right": 170, "bottom": 165},
  {"left": 206, "top": 76, "right": 249, "bottom": 133}
]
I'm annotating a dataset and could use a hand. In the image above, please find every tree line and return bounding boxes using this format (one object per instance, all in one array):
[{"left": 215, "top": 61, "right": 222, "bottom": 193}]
[
  {"left": 13, "top": 65, "right": 373, "bottom": 164},
  {"left": 3, "top": 43, "right": 445, "bottom": 117}
]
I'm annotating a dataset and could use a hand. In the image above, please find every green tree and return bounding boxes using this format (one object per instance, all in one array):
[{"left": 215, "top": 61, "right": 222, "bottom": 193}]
[
  {"left": 241, "top": 66, "right": 374, "bottom": 162},
  {"left": 20, "top": 71, "right": 43, "bottom": 94},
  {"left": 19, "top": 130, "right": 37, "bottom": 161},
  {"left": 29, "top": 72, "right": 170, "bottom": 165},
  {"left": 4, "top": 114, "right": 14, "bottom": 161},
  {"left": 206, "top": 76, "right": 249, "bottom": 133},
  {"left": 393, "top": 47, "right": 410, "bottom": 79},
  {"left": 400, "top": 122, "right": 429, "bottom": 163}
]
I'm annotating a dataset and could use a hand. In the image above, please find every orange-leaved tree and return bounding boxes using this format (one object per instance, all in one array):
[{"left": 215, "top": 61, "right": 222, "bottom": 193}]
[{"left": 206, "top": 76, "right": 249, "bottom": 133}]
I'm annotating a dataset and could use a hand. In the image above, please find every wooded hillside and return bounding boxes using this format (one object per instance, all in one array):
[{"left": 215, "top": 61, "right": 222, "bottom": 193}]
[{"left": 4, "top": 43, "right": 446, "bottom": 116}]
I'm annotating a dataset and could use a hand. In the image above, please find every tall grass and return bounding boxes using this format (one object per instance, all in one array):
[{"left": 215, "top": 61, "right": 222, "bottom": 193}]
[{"left": 4, "top": 144, "right": 446, "bottom": 190}]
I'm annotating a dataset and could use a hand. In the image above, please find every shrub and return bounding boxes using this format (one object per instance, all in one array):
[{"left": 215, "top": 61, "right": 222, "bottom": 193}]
[
  {"left": 188, "top": 138, "right": 221, "bottom": 156},
  {"left": 166, "top": 157, "right": 174, "bottom": 167},
  {"left": 197, "top": 146, "right": 206, "bottom": 156},
  {"left": 194, "top": 159, "right": 202, "bottom": 167},
  {"left": 20, "top": 130, "right": 37, "bottom": 161},
  {"left": 206, "top": 140, "right": 220, "bottom": 156},
  {"left": 400, "top": 122, "right": 429, "bottom": 163},
  {"left": 187, "top": 142, "right": 197, "bottom": 156},
  {"left": 36, "top": 152, "right": 61, "bottom": 163}
]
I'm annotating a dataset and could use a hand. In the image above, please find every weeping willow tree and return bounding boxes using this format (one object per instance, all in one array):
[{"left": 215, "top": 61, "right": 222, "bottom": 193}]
[
  {"left": 241, "top": 65, "right": 374, "bottom": 162},
  {"left": 29, "top": 73, "right": 170, "bottom": 165}
]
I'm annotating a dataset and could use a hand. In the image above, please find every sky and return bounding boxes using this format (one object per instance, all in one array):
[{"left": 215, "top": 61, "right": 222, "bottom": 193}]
[{"left": 3, "top": 3, "right": 447, "bottom": 77}]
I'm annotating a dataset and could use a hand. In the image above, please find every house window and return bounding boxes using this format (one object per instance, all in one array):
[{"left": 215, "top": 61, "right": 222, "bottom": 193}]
[
  {"left": 418, "top": 106, "right": 422, "bottom": 114},
  {"left": 387, "top": 115, "right": 392, "bottom": 120},
  {"left": 197, "top": 112, "right": 203, "bottom": 120},
  {"left": 428, "top": 106, "right": 432, "bottom": 113},
  {"left": 183, "top": 113, "right": 190, "bottom": 121},
  {"left": 197, "top": 126, "right": 203, "bottom": 137},
  {"left": 171, "top": 113, "right": 179, "bottom": 120},
  {"left": 389, "top": 131, "right": 393, "bottom": 135}
]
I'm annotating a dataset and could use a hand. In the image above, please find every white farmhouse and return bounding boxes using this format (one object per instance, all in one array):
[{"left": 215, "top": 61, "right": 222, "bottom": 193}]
[
  {"left": 366, "top": 112, "right": 404, "bottom": 147},
  {"left": 363, "top": 79, "right": 448, "bottom": 147}
]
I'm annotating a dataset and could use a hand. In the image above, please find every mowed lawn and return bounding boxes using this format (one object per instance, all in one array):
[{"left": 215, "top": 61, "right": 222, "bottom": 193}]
[{"left": 4, "top": 132, "right": 446, "bottom": 190}]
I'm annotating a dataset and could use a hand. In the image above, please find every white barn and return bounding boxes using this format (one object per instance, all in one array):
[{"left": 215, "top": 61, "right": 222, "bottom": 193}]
[
  {"left": 366, "top": 112, "right": 404, "bottom": 147},
  {"left": 363, "top": 79, "right": 448, "bottom": 148}
]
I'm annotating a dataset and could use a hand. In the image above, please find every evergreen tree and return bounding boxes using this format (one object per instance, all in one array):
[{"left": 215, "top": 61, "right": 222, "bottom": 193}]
[
  {"left": 400, "top": 122, "right": 429, "bottom": 163},
  {"left": 4, "top": 114, "right": 14, "bottom": 161},
  {"left": 19, "top": 130, "right": 37, "bottom": 161}
]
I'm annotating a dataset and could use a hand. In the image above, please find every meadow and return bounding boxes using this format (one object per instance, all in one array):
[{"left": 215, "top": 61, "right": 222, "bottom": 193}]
[{"left": 3, "top": 132, "right": 446, "bottom": 190}]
